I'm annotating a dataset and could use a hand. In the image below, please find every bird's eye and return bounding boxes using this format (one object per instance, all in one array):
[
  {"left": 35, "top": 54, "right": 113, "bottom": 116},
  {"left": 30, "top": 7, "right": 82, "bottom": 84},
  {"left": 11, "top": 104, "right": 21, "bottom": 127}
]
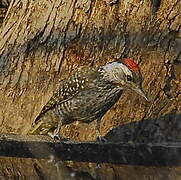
[{"left": 126, "top": 75, "right": 132, "bottom": 82}]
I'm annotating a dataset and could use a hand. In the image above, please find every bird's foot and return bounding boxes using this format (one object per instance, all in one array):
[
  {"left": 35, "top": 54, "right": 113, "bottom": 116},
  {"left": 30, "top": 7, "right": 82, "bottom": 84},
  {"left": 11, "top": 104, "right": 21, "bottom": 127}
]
[
  {"left": 48, "top": 132, "right": 70, "bottom": 142},
  {"left": 96, "top": 136, "right": 107, "bottom": 143},
  {"left": 53, "top": 134, "right": 71, "bottom": 142},
  {"left": 53, "top": 134, "right": 62, "bottom": 141}
]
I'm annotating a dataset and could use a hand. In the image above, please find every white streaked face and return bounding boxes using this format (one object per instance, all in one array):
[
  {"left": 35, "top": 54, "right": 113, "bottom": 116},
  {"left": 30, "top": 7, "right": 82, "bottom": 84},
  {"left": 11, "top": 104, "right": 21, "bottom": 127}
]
[
  {"left": 103, "top": 61, "right": 148, "bottom": 100},
  {"left": 103, "top": 61, "right": 133, "bottom": 85}
]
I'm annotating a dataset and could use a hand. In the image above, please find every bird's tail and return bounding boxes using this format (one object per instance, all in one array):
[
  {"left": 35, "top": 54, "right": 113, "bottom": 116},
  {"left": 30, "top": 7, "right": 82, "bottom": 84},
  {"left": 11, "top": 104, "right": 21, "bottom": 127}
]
[{"left": 28, "top": 110, "right": 59, "bottom": 136}]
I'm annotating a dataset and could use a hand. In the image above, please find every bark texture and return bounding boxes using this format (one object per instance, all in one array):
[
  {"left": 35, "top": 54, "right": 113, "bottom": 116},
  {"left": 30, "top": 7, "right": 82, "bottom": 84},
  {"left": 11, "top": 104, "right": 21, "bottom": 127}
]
[{"left": 0, "top": 0, "right": 180, "bottom": 179}]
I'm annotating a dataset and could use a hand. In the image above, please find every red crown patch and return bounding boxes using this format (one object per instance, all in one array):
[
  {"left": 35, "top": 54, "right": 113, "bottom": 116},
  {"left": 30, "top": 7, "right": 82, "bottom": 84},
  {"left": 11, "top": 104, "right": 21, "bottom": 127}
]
[{"left": 122, "top": 58, "right": 140, "bottom": 73}]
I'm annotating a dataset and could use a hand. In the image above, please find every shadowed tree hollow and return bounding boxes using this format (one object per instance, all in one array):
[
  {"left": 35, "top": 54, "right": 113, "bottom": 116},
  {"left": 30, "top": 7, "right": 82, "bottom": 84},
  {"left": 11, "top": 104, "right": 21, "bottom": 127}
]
[{"left": 0, "top": 0, "right": 180, "bottom": 179}]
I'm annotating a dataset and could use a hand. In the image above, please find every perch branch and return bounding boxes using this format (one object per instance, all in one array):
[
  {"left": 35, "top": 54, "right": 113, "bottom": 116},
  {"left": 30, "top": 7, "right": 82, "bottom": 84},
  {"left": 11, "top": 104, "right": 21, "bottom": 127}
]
[{"left": 0, "top": 134, "right": 180, "bottom": 166}]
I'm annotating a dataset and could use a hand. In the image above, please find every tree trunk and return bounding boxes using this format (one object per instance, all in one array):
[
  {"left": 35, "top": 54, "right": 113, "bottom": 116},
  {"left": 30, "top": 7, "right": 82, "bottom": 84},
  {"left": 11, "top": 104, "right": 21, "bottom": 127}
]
[{"left": 0, "top": 0, "right": 180, "bottom": 179}]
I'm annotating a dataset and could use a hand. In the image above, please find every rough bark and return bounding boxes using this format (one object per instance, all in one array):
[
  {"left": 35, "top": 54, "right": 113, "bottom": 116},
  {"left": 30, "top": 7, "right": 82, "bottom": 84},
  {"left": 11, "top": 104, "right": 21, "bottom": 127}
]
[{"left": 0, "top": 0, "right": 180, "bottom": 179}]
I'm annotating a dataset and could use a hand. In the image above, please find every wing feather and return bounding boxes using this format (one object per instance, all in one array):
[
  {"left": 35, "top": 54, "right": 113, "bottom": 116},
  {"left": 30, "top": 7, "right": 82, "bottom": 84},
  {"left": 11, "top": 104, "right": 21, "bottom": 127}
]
[{"left": 38, "top": 67, "right": 100, "bottom": 116}]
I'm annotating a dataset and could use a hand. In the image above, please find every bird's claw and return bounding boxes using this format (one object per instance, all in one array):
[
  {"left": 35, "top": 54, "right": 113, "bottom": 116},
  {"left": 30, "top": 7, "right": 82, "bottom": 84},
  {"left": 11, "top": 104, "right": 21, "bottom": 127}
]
[
  {"left": 96, "top": 136, "right": 107, "bottom": 143},
  {"left": 48, "top": 132, "right": 69, "bottom": 142},
  {"left": 54, "top": 135, "right": 71, "bottom": 142},
  {"left": 53, "top": 134, "right": 62, "bottom": 141}
]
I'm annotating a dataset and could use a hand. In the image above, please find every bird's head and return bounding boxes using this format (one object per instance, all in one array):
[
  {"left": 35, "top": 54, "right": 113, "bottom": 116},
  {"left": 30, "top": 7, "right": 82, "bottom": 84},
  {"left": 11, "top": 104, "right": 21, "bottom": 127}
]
[{"left": 103, "top": 58, "right": 148, "bottom": 101}]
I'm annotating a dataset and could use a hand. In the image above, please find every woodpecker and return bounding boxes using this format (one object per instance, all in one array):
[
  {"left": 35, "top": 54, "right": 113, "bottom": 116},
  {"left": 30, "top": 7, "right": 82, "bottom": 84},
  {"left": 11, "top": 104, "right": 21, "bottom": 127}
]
[{"left": 29, "top": 58, "right": 147, "bottom": 141}]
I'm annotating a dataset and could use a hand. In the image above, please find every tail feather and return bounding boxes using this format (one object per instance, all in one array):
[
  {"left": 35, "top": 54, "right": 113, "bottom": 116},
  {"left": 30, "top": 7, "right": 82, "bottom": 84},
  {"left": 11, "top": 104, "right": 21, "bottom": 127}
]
[{"left": 29, "top": 110, "right": 59, "bottom": 135}]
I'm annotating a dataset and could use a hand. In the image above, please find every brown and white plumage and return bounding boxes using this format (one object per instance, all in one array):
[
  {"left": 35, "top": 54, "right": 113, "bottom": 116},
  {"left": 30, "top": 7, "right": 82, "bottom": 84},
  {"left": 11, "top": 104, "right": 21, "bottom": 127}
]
[{"left": 29, "top": 58, "right": 147, "bottom": 141}]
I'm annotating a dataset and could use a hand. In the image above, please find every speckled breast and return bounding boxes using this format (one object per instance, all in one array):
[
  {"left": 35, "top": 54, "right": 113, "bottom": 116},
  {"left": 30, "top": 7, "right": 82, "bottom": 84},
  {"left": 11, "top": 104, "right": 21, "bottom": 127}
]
[{"left": 55, "top": 84, "right": 123, "bottom": 124}]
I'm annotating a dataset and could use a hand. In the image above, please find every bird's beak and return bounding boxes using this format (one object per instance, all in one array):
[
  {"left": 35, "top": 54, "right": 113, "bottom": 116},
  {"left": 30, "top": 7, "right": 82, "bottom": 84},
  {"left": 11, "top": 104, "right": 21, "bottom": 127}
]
[{"left": 135, "top": 86, "right": 149, "bottom": 101}]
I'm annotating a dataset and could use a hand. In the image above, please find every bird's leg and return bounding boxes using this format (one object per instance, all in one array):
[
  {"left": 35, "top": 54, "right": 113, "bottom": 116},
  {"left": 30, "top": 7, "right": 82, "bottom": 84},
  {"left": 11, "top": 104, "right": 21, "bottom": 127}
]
[
  {"left": 53, "top": 121, "right": 62, "bottom": 141},
  {"left": 48, "top": 120, "right": 71, "bottom": 142},
  {"left": 47, "top": 119, "right": 63, "bottom": 141},
  {"left": 96, "top": 119, "right": 106, "bottom": 142}
]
